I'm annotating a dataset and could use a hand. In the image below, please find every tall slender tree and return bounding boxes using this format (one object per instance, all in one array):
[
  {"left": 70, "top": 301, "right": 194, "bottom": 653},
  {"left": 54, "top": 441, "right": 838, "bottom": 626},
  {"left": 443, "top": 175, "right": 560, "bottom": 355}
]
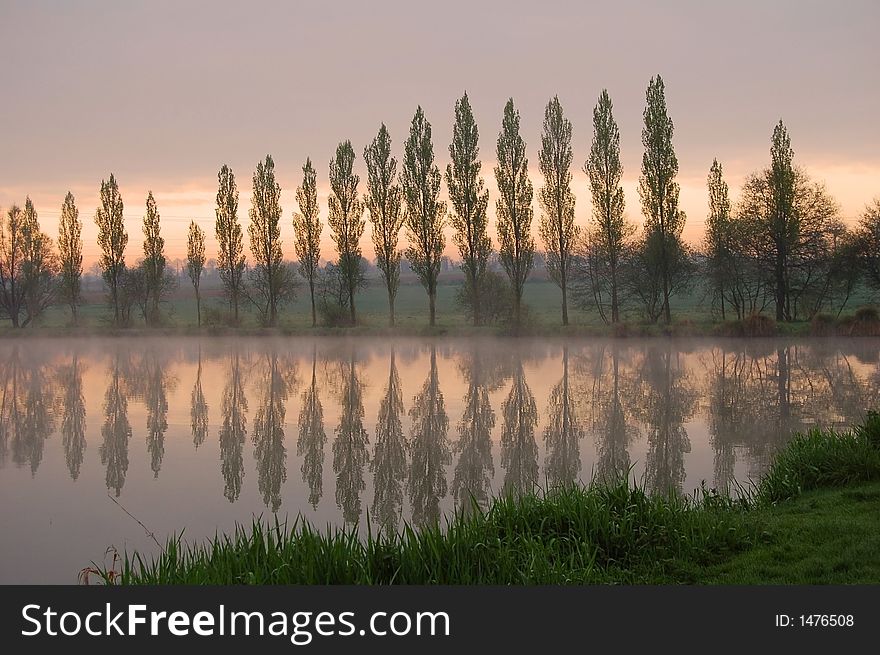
[
  {"left": 583, "top": 89, "right": 629, "bottom": 323},
  {"left": 328, "top": 141, "right": 366, "bottom": 325},
  {"left": 248, "top": 155, "right": 291, "bottom": 326},
  {"left": 293, "top": 158, "right": 322, "bottom": 327},
  {"left": 447, "top": 93, "right": 491, "bottom": 326},
  {"left": 539, "top": 96, "right": 578, "bottom": 326},
  {"left": 495, "top": 99, "right": 535, "bottom": 326},
  {"left": 58, "top": 192, "right": 82, "bottom": 324},
  {"left": 364, "top": 124, "right": 405, "bottom": 326},
  {"left": 769, "top": 120, "right": 796, "bottom": 321},
  {"left": 187, "top": 220, "right": 206, "bottom": 327},
  {"left": 142, "top": 191, "right": 166, "bottom": 325},
  {"left": 639, "top": 75, "right": 685, "bottom": 323},
  {"left": 95, "top": 174, "right": 126, "bottom": 325},
  {"left": 402, "top": 106, "right": 446, "bottom": 327},
  {"left": 704, "top": 159, "right": 733, "bottom": 319},
  {"left": 215, "top": 165, "right": 246, "bottom": 323}
]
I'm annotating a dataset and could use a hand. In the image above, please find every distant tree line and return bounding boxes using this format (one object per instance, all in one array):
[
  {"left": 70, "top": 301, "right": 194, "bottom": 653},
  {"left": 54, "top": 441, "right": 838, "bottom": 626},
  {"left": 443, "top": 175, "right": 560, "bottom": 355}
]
[{"left": 2, "top": 76, "right": 879, "bottom": 329}]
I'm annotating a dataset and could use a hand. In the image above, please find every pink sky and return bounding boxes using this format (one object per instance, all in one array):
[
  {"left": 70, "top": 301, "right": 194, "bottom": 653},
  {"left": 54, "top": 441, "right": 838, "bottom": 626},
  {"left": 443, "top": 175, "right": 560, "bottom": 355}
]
[{"left": 1, "top": 0, "right": 877, "bottom": 265}]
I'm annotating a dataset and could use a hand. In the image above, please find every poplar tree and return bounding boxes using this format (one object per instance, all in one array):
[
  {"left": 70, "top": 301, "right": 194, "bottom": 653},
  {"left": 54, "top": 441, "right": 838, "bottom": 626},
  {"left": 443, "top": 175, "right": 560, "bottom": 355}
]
[
  {"left": 538, "top": 96, "right": 578, "bottom": 326},
  {"left": 215, "top": 165, "right": 246, "bottom": 323},
  {"left": 402, "top": 106, "right": 446, "bottom": 327},
  {"left": 494, "top": 99, "right": 534, "bottom": 326},
  {"left": 639, "top": 75, "right": 686, "bottom": 323},
  {"left": 328, "top": 141, "right": 366, "bottom": 325},
  {"left": 95, "top": 173, "right": 127, "bottom": 326},
  {"left": 769, "top": 120, "right": 796, "bottom": 321},
  {"left": 446, "top": 93, "right": 491, "bottom": 326},
  {"left": 293, "top": 158, "right": 322, "bottom": 327},
  {"left": 364, "top": 124, "right": 405, "bottom": 326},
  {"left": 248, "top": 155, "right": 291, "bottom": 326},
  {"left": 703, "top": 159, "right": 733, "bottom": 319},
  {"left": 187, "top": 220, "right": 206, "bottom": 326},
  {"left": 58, "top": 191, "right": 83, "bottom": 324},
  {"left": 583, "top": 89, "right": 629, "bottom": 323},
  {"left": 142, "top": 191, "right": 166, "bottom": 325}
]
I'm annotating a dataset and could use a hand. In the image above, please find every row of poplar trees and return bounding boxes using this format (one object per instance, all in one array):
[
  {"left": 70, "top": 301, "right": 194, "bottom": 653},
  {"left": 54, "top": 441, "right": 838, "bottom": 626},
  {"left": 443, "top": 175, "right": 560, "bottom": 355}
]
[{"left": 3, "top": 76, "right": 880, "bottom": 329}]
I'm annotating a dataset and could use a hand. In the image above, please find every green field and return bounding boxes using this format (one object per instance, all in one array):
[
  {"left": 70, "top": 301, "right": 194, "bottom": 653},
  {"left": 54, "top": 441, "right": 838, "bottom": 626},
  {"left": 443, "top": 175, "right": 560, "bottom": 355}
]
[{"left": 19, "top": 277, "right": 879, "bottom": 336}]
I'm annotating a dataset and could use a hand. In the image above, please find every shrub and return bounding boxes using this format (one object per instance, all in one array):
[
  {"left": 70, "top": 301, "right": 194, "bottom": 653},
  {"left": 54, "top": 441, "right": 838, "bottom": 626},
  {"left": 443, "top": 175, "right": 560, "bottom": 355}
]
[
  {"left": 810, "top": 313, "right": 837, "bottom": 336},
  {"left": 454, "top": 270, "right": 515, "bottom": 326}
]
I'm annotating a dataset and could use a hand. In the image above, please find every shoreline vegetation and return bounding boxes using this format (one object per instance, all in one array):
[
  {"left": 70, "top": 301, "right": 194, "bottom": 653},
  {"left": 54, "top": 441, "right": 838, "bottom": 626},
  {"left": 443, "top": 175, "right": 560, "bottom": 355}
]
[{"left": 92, "top": 412, "right": 880, "bottom": 585}]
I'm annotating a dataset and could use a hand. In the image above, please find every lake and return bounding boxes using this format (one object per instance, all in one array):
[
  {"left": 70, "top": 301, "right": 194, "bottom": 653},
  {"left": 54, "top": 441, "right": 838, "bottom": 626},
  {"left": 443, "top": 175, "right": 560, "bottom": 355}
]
[{"left": 1, "top": 336, "right": 877, "bottom": 583}]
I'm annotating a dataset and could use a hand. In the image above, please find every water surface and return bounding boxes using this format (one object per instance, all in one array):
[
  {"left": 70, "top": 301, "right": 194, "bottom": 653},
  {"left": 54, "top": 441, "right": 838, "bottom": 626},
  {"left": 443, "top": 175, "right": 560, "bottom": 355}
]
[{"left": 1, "top": 336, "right": 877, "bottom": 583}]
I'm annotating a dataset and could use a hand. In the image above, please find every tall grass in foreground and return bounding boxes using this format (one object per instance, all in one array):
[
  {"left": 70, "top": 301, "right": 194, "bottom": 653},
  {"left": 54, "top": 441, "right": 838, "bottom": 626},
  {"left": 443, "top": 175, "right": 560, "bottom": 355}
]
[{"left": 99, "top": 412, "right": 880, "bottom": 585}]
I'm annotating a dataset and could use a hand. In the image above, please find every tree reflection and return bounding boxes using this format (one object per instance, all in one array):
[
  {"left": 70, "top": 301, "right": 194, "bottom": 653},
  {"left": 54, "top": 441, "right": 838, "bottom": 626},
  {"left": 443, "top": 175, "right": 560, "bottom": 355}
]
[
  {"left": 100, "top": 355, "right": 131, "bottom": 496},
  {"left": 452, "top": 348, "right": 494, "bottom": 512},
  {"left": 0, "top": 347, "right": 56, "bottom": 474},
  {"left": 543, "top": 347, "right": 582, "bottom": 489},
  {"left": 297, "top": 348, "right": 326, "bottom": 509},
  {"left": 371, "top": 351, "right": 408, "bottom": 532},
  {"left": 144, "top": 353, "right": 170, "bottom": 478},
  {"left": 58, "top": 355, "right": 87, "bottom": 480},
  {"left": 190, "top": 348, "right": 209, "bottom": 448},
  {"left": 594, "top": 347, "right": 635, "bottom": 484},
  {"left": 632, "top": 345, "right": 696, "bottom": 496},
  {"left": 500, "top": 361, "right": 538, "bottom": 494},
  {"left": 407, "top": 347, "right": 450, "bottom": 527},
  {"left": 333, "top": 355, "right": 369, "bottom": 524},
  {"left": 219, "top": 353, "right": 247, "bottom": 503},
  {"left": 253, "top": 353, "right": 288, "bottom": 512}
]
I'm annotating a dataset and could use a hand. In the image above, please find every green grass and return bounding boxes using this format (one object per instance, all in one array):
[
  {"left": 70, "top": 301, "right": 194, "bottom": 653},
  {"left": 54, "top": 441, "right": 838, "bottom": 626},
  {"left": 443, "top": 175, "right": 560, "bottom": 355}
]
[
  {"left": 95, "top": 412, "right": 880, "bottom": 585},
  {"left": 16, "top": 278, "right": 877, "bottom": 336}
]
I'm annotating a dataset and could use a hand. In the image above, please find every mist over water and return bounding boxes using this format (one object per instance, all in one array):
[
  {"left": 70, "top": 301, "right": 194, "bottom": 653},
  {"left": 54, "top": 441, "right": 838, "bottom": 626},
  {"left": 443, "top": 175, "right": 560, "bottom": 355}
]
[{"left": 0, "top": 336, "right": 877, "bottom": 583}]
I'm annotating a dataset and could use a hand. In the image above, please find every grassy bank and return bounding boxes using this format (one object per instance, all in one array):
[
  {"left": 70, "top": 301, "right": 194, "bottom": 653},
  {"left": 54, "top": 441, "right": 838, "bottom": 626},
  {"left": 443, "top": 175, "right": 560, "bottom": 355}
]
[
  {"left": 96, "top": 413, "right": 880, "bottom": 585},
  {"left": 8, "top": 279, "right": 879, "bottom": 338}
]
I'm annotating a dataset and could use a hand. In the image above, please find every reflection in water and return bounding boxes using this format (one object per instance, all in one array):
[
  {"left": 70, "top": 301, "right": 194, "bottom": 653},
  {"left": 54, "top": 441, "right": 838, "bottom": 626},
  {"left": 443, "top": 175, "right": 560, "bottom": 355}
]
[
  {"left": 58, "top": 356, "right": 87, "bottom": 480},
  {"left": 333, "top": 355, "right": 369, "bottom": 524},
  {"left": 634, "top": 346, "right": 696, "bottom": 496},
  {"left": 0, "top": 347, "right": 56, "bottom": 475},
  {"left": 407, "top": 347, "right": 450, "bottom": 527},
  {"left": 543, "top": 347, "right": 582, "bottom": 488},
  {"left": 253, "top": 354, "right": 289, "bottom": 512},
  {"left": 144, "top": 354, "right": 171, "bottom": 478},
  {"left": 190, "top": 350, "right": 209, "bottom": 448},
  {"left": 297, "top": 349, "right": 326, "bottom": 509},
  {"left": 100, "top": 355, "right": 131, "bottom": 496},
  {"left": 371, "top": 352, "right": 407, "bottom": 532},
  {"left": 500, "top": 362, "right": 538, "bottom": 494},
  {"left": 4, "top": 336, "right": 880, "bottom": 583},
  {"left": 593, "top": 347, "right": 636, "bottom": 484},
  {"left": 219, "top": 353, "right": 247, "bottom": 503},
  {"left": 452, "top": 348, "right": 495, "bottom": 511}
]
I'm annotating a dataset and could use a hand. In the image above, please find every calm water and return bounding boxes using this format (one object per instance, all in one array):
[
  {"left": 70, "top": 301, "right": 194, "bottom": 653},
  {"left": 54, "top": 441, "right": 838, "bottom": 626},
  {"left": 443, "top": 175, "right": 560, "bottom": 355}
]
[{"left": 1, "top": 336, "right": 878, "bottom": 583}]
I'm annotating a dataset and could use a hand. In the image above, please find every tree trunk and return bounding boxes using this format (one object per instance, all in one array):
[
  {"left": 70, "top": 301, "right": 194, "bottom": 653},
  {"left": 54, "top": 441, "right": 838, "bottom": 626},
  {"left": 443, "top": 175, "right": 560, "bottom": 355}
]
[
  {"left": 310, "top": 281, "right": 316, "bottom": 328},
  {"left": 775, "top": 247, "right": 786, "bottom": 322},
  {"left": 561, "top": 272, "right": 569, "bottom": 326},
  {"left": 429, "top": 288, "right": 436, "bottom": 326},
  {"left": 349, "top": 286, "right": 356, "bottom": 325},
  {"left": 610, "top": 265, "right": 619, "bottom": 324},
  {"left": 388, "top": 288, "right": 395, "bottom": 327},
  {"left": 196, "top": 288, "right": 201, "bottom": 327}
]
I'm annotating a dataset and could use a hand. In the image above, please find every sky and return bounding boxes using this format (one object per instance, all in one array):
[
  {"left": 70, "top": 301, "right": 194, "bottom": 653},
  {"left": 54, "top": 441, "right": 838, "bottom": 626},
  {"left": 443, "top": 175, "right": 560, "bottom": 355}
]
[{"left": 1, "top": 0, "right": 878, "bottom": 265}]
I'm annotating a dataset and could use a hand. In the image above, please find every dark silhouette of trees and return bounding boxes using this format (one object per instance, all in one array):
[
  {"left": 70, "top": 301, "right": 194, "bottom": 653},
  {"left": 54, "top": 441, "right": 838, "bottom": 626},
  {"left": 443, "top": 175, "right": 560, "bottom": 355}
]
[
  {"left": 365, "top": 125, "right": 405, "bottom": 326},
  {"left": 447, "top": 93, "right": 491, "bottom": 326},
  {"left": 95, "top": 174, "right": 127, "bottom": 325},
  {"left": 186, "top": 221, "right": 206, "bottom": 327},
  {"left": 403, "top": 107, "right": 447, "bottom": 327},
  {"left": 495, "top": 99, "right": 535, "bottom": 327},
  {"left": 539, "top": 96, "right": 578, "bottom": 326},
  {"left": 293, "top": 158, "right": 323, "bottom": 327},
  {"left": 328, "top": 141, "right": 366, "bottom": 326},
  {"left": 58, "top": 192, "right": 83, "bottom": 324},
  {"left": 215, "top": 164, "right": 246, "bottom": 323}
]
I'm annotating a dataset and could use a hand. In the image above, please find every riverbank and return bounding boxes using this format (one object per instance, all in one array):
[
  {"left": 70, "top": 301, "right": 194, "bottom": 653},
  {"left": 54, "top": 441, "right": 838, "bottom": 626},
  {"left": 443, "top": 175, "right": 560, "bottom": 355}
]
[
  {"left": 7, "top": 310, "right": 880, "bottom": 340},
  {"left": 92, "top": 412, "right": 880, "bottom": 585}
]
